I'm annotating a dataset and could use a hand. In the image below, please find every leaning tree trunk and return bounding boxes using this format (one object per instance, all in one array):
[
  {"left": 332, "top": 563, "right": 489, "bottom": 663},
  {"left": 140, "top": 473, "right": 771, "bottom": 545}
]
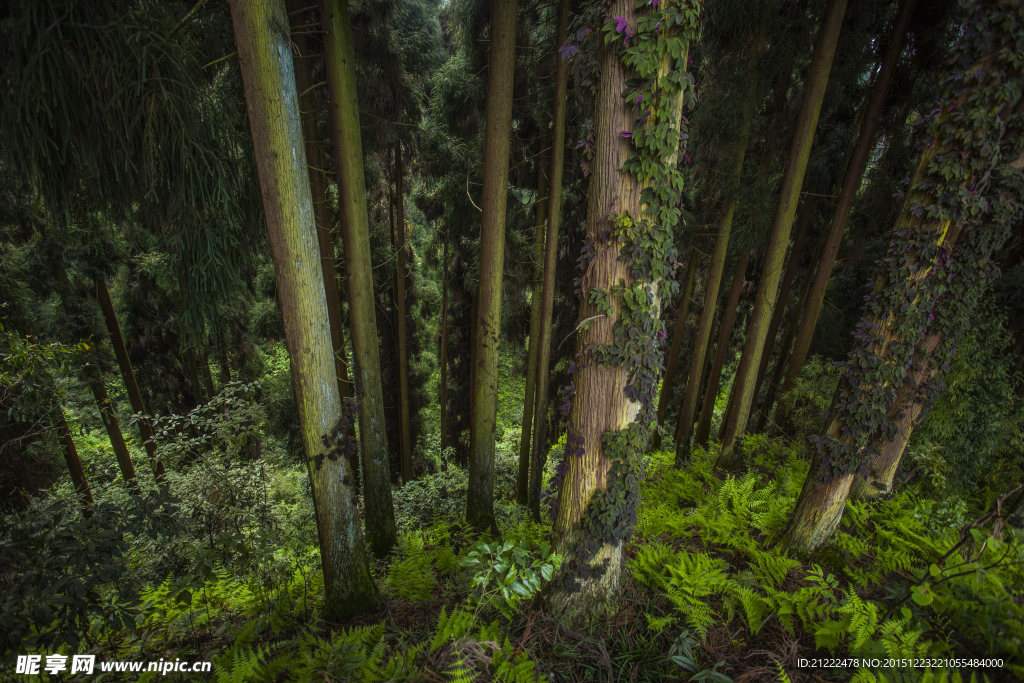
[
  {"left": 528, "top": 0, "right": 572, "bottom": 520},
  {"left": 749, "top": 200, "right": 813, "bottom": 422},
  {"left": 322, "top": 0, "right": 397, "bottom": 557},
  {"left": 783, "top": 7, "right": 1024, "bottom": 554},
  {"left": 393, "top": 145, "right": 414, "bottom": 484},
  {"left": 289, "top": 0, "right": 357, "bottom": 443},
  {"left": 83, "top": 363, "right": 137, "bottom": 484},
  {"left": 518, "top": 134, "right": 549, "bottom": 504},
  {"left": 781, "top": 0, "right": 918, "bottom": 396},
  {"left": 655, "top": 245, "right": 699, "bottom": 428},
  {"left": 229, "top": 0, "right": 378, "bottom": 616},
  {"left": 466, "top": 0, "right": 518, "bottom": 532},
  {"left": 59, "top": 411, "right": 93, "bottom": 514},
  {"left": 694, "top": 255, "right": 749, "bottom": 450},
  {"left": 547, "top": 0, "right": 697, "bottom": 626},
  {"left": 94, "top": 278, "right": 163, "bottom": 477},
  {"left": 717, "top": 0, "right": 848, "bottom": 468}
]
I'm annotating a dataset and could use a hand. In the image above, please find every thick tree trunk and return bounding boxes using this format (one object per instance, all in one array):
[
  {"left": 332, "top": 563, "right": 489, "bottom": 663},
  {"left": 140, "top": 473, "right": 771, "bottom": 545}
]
[
  {"left": 781, "top": 0, "right": 918, "bottom": 395},
  {"left": 693, "top": 256, "right": 749, "bottom": 450},
  {"left": 518, "top": 134, "right": 549, "bottom": 504},
  {"left": 717, "top": 0, "right": 848, "bottom": 467},
  {"left": 440, "top": 232, "right": 450, "bottom": 454},
  {"left": 749, "top": 201, "right": 813, "bottom": 425},
  {"left": 466, "top": 0, "right": 518, "bottom": 532},
  {"left": 289, "top": 1, "right": 359, "bottom": 485},
  {"left": 230, "top": 0, "right": 378, "bottom": 616},
  {"left": 392, "top": 145, "right": 414, "bottom": 484},
  {"left": 94, "top": 278, "right": 163, "bottom": 476},
  {"left": 528, "top": 0, "right": 572, "bottom": 520},
  {"left": 656, "top": 245, "right": 699, "bottom": 427},
  {"left": 322, "top": 0, "right": 397, "bottom": 557}
]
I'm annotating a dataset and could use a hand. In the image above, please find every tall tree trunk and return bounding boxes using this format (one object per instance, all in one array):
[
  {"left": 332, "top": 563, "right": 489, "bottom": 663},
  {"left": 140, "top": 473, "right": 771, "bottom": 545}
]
[
  {"left": 59, "top": 411, "right": 93, "bottom": 514},
  {"left": 466, "top": 0, "right": 519, "bottom": 532},
  {"left": 749, "top": 200, "right": 814, "bottom": 424},
  {"left": 529, "top": 0, "right": 572, "bottom": 520},
  {"left": 200, "top": 353, "right": 216, "bottom": 399},
  {"left": 759, "top": 223, "right": 829, "bottom": 433},
  {"left": 94, "top": 278, "right": 163, "bottom": 476},
  {"left": 83, "top": 364, "right": 136, "bottom": 484},
  {"left": 781, "top": 0, "right": 918, "bottom": 396},
  {"left": 656, "top": 245, "right": 699, "bottom": 427},
  {"left": 717, "top": 0, "right": 849, "bottom": 468},
  {"left": 392, "top": 145, "right": 414, "bottom": 484},
  {"left": 289, "top": 0, "right": 359, "bottom": 485},
  {"left": 229, "top": 0, "right": 378, "bottom": 615},
  {"left": 693, "top": 256, "right": 749, "bottom": 450},
  {"left": 440, "top": 231, "right": 450, "bottom": 454},
  {"left": 322, "top": 0, "right": 397, "bottom": 556},
  {"left": 671, "top": 115, "right": 751, "bottom": 465},
  {"left": 518, "top": 134, "right": 550, "bottom": 504}
]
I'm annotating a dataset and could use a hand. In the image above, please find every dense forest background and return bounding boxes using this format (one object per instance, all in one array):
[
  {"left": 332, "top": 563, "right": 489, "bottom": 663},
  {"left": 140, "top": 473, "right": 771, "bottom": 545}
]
[{"left": 1, "top": 0, "right": 1023, "bottom": 680}]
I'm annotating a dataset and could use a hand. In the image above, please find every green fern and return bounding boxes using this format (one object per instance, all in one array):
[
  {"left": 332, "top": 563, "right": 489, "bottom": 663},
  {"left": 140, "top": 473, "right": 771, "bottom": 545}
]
[{"left": 388, "top": 532, "right": 437, "bottom": 602}]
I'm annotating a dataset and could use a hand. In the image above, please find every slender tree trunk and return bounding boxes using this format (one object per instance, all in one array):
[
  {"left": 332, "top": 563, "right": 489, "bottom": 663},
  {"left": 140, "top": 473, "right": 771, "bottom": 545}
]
[
  {"left": 693, "top": 256, "right": 749, "bottom": 450},
  {"left": 229, "top": 0, "right": 378, "bottom": 615},
  {"left": 185, "top": 349, "right": 205, "bottom": 405},
  {"left": 671, "top": 117, "right": 750, "bottom": 465},
  {"left": 83, "top": 365, "right": 136, "bottom": 483},
  {"left": 781, "top": 0, "right": 918, "bottom": 395},
  {"left": 59, "top": 411, "right": 93, "bottom": 514},
  {"left": 759, "top": 224, "right": 829, "bottom": 433},
  {"left": 749, "top": 200, "right": 813, "bottom": 424},
  {"left": 518, "top": 134, "right": 549, "bottom": 504},
  {"left": 322, "top": 0, "right": 397, "bottom": 556},
  {"left": 392, "top": 145, "right": 414, "bottom": 484},
  {"left": 466, "top": 0, "right": 519, "bottom": 532},
  {"left": 656, "top": 245, "right": 699, "bottom": 427},
  {"left": 94, "top": 278, "right": 163, "bottom": 476},
  {"left": 200, "top": 353, "right": 216, "bottom": 399},
  {"left": 440, "top": 231, "right": 450, "bottom": 454},
  {"left": 289, "top": 0, "right": 356, "bottom": 417},
  {"left": 528, "top": 0, "right": 572, "bottom": 520},
  {"left": 717, "top": 0, "right": 849, "bottom": 467}
]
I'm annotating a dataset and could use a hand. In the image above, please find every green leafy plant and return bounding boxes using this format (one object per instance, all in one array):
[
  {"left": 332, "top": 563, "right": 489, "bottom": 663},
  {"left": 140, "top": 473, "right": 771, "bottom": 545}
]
[{"left": 458, "top": 539, "right": 562, "bottom": 619}]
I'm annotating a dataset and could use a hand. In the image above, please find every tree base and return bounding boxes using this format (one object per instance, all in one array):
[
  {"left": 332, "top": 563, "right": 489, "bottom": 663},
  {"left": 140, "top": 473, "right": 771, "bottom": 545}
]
[{"left": 544, "top": 530, "right": 626, "bottom": 631}]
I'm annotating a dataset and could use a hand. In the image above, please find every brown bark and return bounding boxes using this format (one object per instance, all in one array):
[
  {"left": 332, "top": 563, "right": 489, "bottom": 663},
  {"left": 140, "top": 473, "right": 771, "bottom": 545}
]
[
  {"left": 781, "top": 0, "right": 918, "bottom": 395},
  {"left": 392, "top": 145, "right": 414, "bottom": 484},
  {"left": 528, "top": 0, "right": 572, "bottom": 520},
  {"left": 84, "top": 366, "right": 137, "bottom": 483},
  {"left": 59, "top": 412, "right": 93, "bottom": 514},
  {"left": 693, "top": 256, "right": 749, "bottom": 450},
  {"left": 440, "top": 231, "right": 450, "bottom": 454},
  {"left": 518, "top": 133, "right": 549, "bottom": 504},
  {"left": 717, "top": 0, "right": 849, "bottom": 467},
  {"left": 466, "top": 0, "right": 518, "bottom": 532},
  {"left": 94, "top": 278, "right": 163, "bottom": 476},
  {"left": 656, "top": 245, "right": 699, "bottom": 427},
  {"left": 749, "top": 200, "right": 813, "bottom": 426}
]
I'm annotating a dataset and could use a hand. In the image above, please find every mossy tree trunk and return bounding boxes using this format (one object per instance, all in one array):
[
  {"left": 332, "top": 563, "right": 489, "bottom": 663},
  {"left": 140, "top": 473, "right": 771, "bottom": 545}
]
[
  {"left": 393, "top": 144, "right": 414, "bottom": 484},
  {"left": 322, "top": 0, "right": 397, "bottom": 557},
  {"left": 229, "top": 0, "right": 378, "bottom": 617},
  {"left": 83, "top": 364, "right": 136, "bottom": 484},
  {"left": 781, "top": 0, "right": 918, "bottom": 396},
  {"left": 59, "top": 410, "right": 93, "bottom": 513},
  {"left": 528, "top": 0, "right": 571, "bottom": 519},
  {"left": 466, "top": 0, "right": 518, "bottom": 532},
  {"left": 94, "top": 278, "right": 163, "bottom": 477},
  {"left": 717, "top": 0, "right": 849, "bottom": 468},
  {"left": 518, "top": 134, "right": 549, "bottom": 504}
]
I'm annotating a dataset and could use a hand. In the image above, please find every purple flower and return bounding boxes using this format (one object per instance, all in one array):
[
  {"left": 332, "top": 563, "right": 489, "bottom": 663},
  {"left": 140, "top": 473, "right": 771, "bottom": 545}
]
[
  {"left": 613, "top": 16, "right": 629, "bottom": 33},
  {"left": 623, "top": 28, "right": 632, "bottom": 45},
  {"left": 578, "top": 26, "right": 593, "bottom": 40},
  {"left": 635, "top": 93, "right": 643, "bottom": 104},
  {"left": 559, "top": 41, "right": 579, "bottom": 60},
  {"left": 620, "top": 130, "right": 632, "bottom": 138},
  {"left": 683, "top": 153, "right": 691, "bottom": 164},
  {"left": 657, "top": 329, "right": 667, "bottom": 339},
  {"left": 652, "top": 0, "right": 659, "bottom": 7}
]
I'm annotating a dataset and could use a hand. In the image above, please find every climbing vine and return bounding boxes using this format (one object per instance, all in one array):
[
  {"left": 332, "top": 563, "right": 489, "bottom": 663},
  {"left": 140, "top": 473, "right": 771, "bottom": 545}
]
[
  {"left": 553, "top": 0, "right": 702, "bottom": 583},
  {"left": 817, "top": 0, "right": 1024, "bottom": 480}
]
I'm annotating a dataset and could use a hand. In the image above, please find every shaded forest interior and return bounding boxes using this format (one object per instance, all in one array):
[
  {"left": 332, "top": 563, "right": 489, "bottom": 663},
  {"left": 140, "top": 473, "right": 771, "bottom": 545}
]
[{"left": 2, "top": 0, "right": 1024, "bottom": 680}]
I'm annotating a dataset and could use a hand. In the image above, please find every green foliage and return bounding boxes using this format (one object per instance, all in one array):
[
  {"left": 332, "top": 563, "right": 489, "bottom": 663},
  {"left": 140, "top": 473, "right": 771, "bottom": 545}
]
[
  {"left": 388, "top": 532, "right": 438, "bottom": 602},
  {"left": 459, "top": 539, "right": 562, "bottom": 620}
]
